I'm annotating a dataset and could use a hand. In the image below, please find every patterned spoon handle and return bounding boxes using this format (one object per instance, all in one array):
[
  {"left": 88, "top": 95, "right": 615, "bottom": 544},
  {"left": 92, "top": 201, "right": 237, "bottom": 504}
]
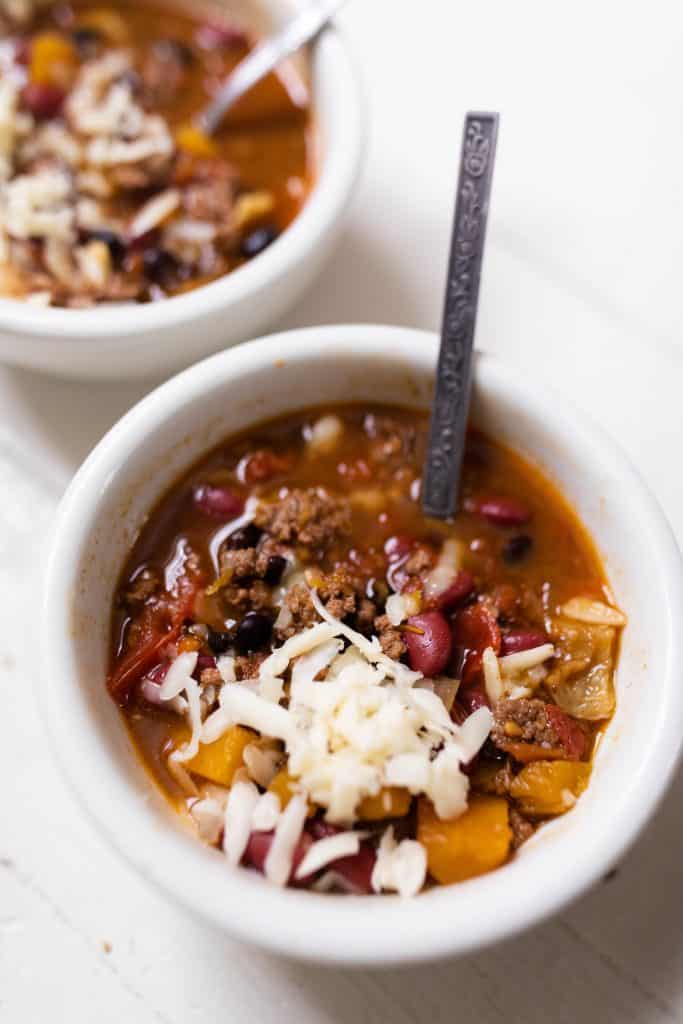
[{"left": 422, "top": 111, "right": 499, "bottom": 521}]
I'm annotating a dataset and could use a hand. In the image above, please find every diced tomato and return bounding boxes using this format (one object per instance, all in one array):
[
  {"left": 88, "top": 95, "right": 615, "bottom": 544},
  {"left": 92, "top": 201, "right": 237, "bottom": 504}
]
[
  {"left": 452, "top": 602, "right": 501, "bottom": 685},
  {"left": 545, "top": 704, "right": 586, "bottom": 760},
  {"left": 107, "top": 571, "right": 202, "bottom": 705}
]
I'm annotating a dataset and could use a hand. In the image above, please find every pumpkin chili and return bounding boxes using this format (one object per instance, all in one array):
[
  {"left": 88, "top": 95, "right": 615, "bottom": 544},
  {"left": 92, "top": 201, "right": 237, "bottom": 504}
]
[{"left": 109, "top": 404, "right": 624, "bottom": 896}]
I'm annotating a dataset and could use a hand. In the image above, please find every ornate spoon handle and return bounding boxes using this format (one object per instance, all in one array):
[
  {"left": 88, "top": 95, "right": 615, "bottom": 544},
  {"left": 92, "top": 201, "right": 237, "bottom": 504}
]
[{"left": 422, "top": 112, "right": 499, "bottom": 521}]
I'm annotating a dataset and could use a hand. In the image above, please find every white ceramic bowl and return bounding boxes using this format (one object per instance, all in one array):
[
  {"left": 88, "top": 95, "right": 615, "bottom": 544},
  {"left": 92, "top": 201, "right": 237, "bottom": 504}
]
[
  {"left": 42, "top": 325, "right": 683, "bottom": 965},
  {"left": 0, "top": 5, "right": 363, "bottom": 380}
]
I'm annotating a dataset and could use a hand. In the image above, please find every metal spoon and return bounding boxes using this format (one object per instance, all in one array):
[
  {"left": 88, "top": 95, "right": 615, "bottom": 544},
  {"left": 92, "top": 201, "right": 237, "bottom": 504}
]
[
  {"left": 421, "top": 112, "right": 499, "bottom": 521},
  {"left": 199, "top": 0, "right": 348, "bottom": 135}
]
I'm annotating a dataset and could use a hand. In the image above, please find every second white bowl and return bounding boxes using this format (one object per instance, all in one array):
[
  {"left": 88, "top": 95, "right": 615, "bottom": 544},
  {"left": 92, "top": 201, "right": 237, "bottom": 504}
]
[{"left": 0, "top": 4, "right": 363, "bottom": 379}]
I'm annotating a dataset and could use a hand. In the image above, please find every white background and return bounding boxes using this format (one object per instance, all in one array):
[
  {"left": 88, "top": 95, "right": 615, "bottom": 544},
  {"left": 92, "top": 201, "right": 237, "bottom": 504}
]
[{"left": 2, "top": 1, "right": 683, "bottom": 1020}]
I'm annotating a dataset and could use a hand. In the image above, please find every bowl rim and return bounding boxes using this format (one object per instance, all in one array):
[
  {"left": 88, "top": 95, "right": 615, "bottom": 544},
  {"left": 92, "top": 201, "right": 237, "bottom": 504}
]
[
  {"left": 41, "top": 324, "right": 683, "bottom": 965},
  {"left": 0, "top": 24, "right": 363, "bottom": 341}
]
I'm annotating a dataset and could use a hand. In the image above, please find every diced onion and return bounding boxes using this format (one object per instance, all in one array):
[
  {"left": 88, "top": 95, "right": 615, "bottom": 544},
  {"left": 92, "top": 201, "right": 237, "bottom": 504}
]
[{"left": 561, "top": 597, "right": 626, "bottom": 627}]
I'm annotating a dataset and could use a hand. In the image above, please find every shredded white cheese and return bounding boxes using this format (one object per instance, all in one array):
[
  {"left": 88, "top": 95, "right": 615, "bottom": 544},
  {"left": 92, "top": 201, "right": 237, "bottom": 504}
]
[
  {"left": 264, "top": 794, "right": 308, "bottom": 886},
  {"left": 199, "top": 590, "right": 492, "bottom": 826},
  {"left": 294, "top": 831, "right": 364, "bottom": 880},
  {"left": 371, "top": 827, "right": 427, "bottom": 898},
  {"left": 223, "top": 779, "right": 259, "bottom": 867},
  {"left": 251, "top": 791, "right": 281, "bottom": 832}
]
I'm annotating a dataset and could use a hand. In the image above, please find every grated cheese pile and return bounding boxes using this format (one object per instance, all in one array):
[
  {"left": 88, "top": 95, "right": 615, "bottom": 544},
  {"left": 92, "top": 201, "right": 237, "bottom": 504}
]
[{"left": 168, "top": 587, "right": 495, "bottom": 896}]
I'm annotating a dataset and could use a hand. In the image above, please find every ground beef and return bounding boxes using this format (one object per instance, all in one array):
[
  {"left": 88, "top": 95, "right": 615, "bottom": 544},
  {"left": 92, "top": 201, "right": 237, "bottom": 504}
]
[
  {"left": 509, "top": 807, "right": 534, "bottom": 850},
  {"left": 275, "top": 570, "right": 377, "bottom": 641},
  {"left": 235, "top": 652, "right": 266, "bottom": 681},
  {"left": 122, "top": 567, "right": 160, "bottom": 608},
  {"left": 215, "top": 541, "right": 286, "bottom": 611},
  {"left": 276, "top": 583, "right": 318, "bottom": 639},
  {"left": 491, "top": 698, "right": 572, "bottom": 755},
  {"left": 374, "top": 614, "right": 406, "bottom": 660},
  {"left": 254, "top": 488, "right": 351, "bottom": 552}
]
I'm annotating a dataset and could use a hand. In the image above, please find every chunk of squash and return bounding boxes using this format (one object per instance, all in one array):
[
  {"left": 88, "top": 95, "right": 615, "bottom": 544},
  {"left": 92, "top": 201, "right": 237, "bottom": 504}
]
[
  {"left": 357, "top": 787, "right": 411, "bottom": 821},
  {"left": 417, "top": 795, "right": 512, "bottom": 885},
  {"left": 509, "top": 760, "right": 590, "bottom": 816},
  {"left": 268, "top": 769, "right": 315, "bottom": 816},
  {"left": 185, "top": 725, "right": 253, "bottom": 787},
  {"left": 30, "top": 32, "right": 78, "bottom": 88}
]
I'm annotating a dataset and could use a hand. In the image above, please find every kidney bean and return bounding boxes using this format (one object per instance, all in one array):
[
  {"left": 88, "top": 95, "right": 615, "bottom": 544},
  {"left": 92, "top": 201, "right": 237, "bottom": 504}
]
[
  {"left": 456, "top": 682, "right": 490, "bottom": 716},
  {"left": 326, "top": 844, "right": 376, "bottom": 894},
  {"left": 307, "top": 819, "right": 340, "bottom": 841},
  {"left": 430, "top": 569, "right": 474, "bottom": 611},
  {"left": 193, "top": 484, "right": 244, "bottom": 520},
  {"left": 452, "top": 603, "right": 501, "bottom": 685},
  {"left": 500, "top": 630, "right": 547, "bottom": 655},
  {"left": 195, "top": 22, "right": 248, "bottom": 50},
  {"left": 21, "top": 82, "right": 65, "bottom": 119},
  {"left": 466, "top": 495, "right": 531, "bottom": 527},
  {"left": 243, "top": 829, "right": 313, "bottom": 883},
  {"left": 404, "top": 611, "right": 453, "bottom": 677},
  {"left": 545, "top": 704, "right": 586, "bottom": 760}
]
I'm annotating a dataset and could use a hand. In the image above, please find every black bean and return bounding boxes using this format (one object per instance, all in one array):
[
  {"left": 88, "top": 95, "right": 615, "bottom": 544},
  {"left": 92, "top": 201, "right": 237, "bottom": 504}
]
[
  {"left": 207, "top": 628, "right": 234, "bottom": 654},
  {"left": 143, "top": 247, "right": 179, "bottom": 286},
  {"left": 235, "top": 612, "right": 272, "bottom": 653},
  {"left": 240, "top": 225, "right": 279, "bottom": 259},
  {"left": 263, "top": 555, "right": 287, "bottom": 585},
  {"left": 71, "top": 26, "right": 102, "bottom": 56},
  {"left": 502, "top": 534, "right": 533, "bottom": 564},
  {"left": 87, "top": 229, "right": 126, "bottom": 267},
  {"left": 227, "top": 523, "right": 262, "bottom": 549},
  {"left": 480, "top": 737, "right": 507, "bottom": 763}
]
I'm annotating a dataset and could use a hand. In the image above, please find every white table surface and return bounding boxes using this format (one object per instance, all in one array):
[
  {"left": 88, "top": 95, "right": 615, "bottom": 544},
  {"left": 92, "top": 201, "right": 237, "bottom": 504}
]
[{"left": 2, "top": 1, "right": 683, "bottom": 1020}]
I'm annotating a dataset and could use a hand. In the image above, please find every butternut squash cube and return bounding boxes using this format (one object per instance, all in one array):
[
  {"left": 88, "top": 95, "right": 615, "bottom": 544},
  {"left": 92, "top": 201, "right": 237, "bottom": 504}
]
[
  {"left": 186, "top": 725, "right": 253, "bottom": 787},
  {"left": 30, "top": 32, "right": 78, "bottom": 88},
  {"left": 417, "top": 795, "right": 512, "bottom": 885},
  {"left": 357, "top": 787, "right": 411, "bottom": 821},
  {"left": 268, "top": 769, "right": 314, "bottom": 816},
  {"left": 176, "top": 123, "right": 219, "bottom": 159},
  {"left": 509, "top": 760, "right": 590, "bottom": 816}
]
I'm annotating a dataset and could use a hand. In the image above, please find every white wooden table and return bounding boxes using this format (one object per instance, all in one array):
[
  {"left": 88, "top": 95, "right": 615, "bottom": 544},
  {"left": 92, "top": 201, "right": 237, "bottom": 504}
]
[{"left": 2, "top": 1, "right": 683, "bottom": 1020}]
